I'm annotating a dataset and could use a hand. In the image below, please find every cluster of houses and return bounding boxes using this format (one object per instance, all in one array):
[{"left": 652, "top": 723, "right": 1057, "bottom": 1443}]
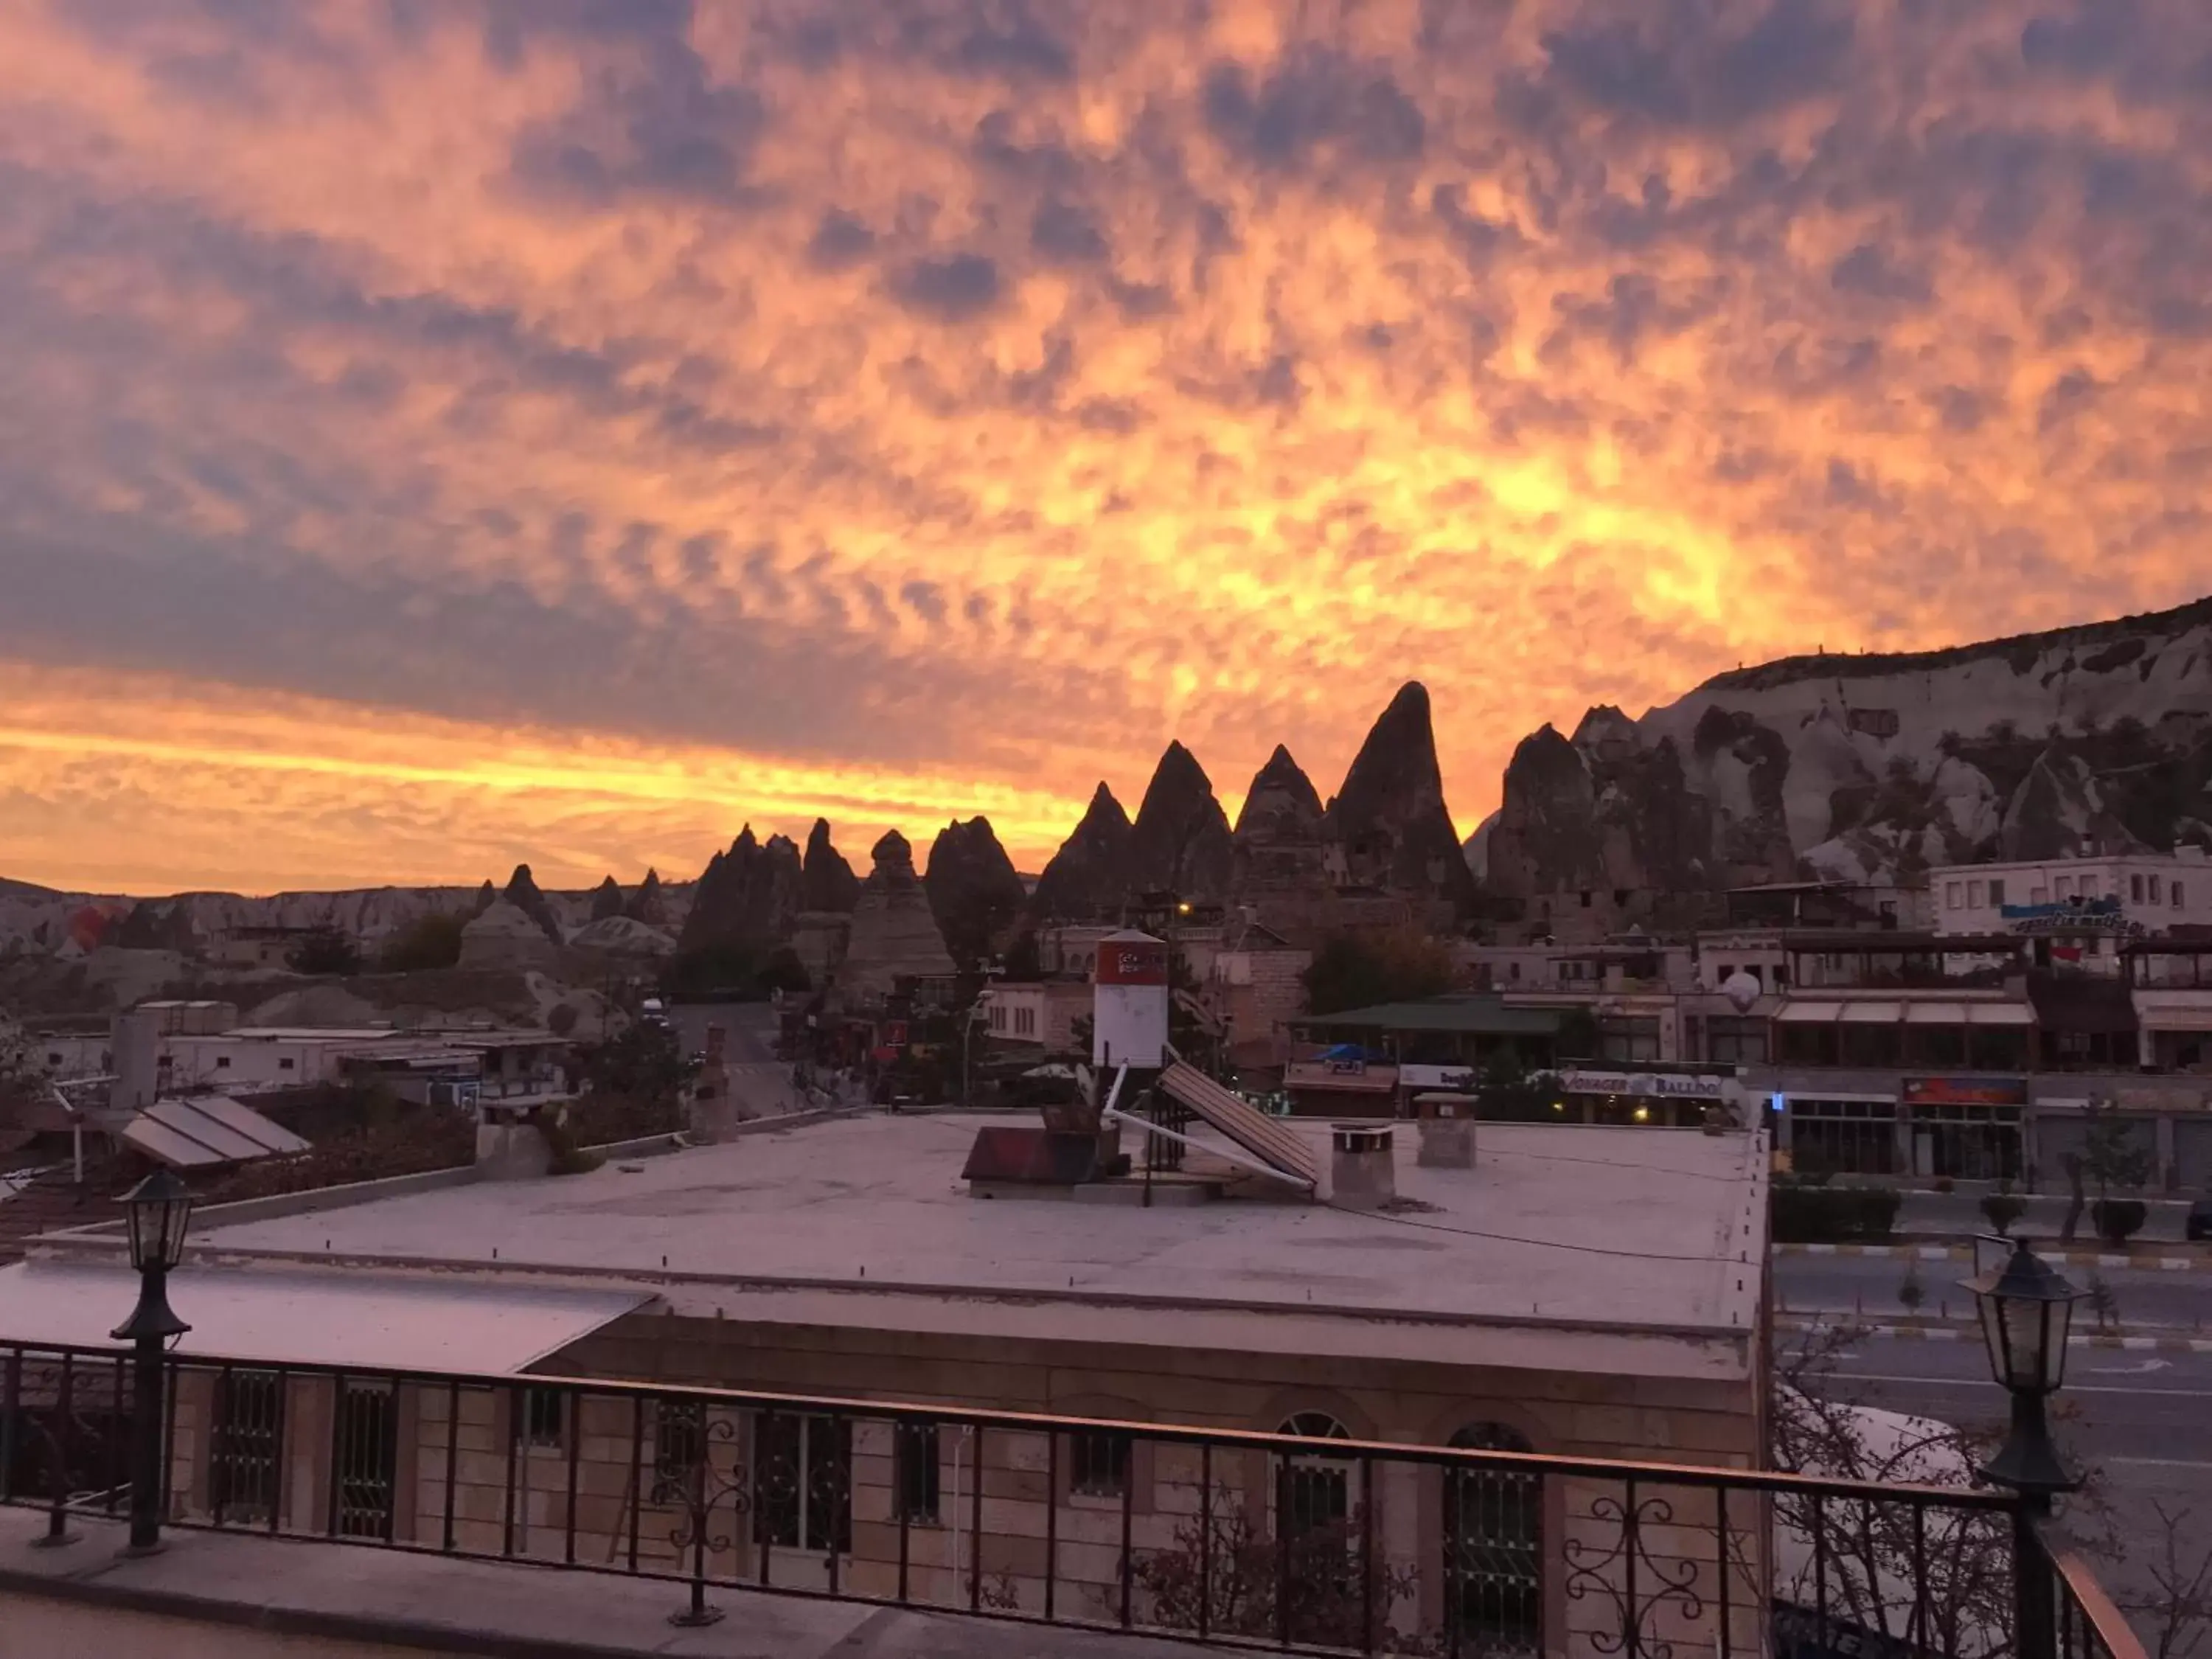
[
  {"left": 973, "top": 850, "right": 2212, "bottom": 1194},
  {"left": 11, "top": 999, "right": 574, "bottom": 1182}
]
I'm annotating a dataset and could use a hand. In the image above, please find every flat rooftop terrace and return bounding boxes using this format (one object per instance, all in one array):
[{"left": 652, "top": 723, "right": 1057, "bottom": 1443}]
[{"left": 147, "top": 1113, "right": 1769, "bottom": 1377}]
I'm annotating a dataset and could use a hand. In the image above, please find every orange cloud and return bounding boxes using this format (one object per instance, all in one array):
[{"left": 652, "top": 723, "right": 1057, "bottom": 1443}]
[{"left": 1, "top": 0, "right": 2207, "bottom": 894}]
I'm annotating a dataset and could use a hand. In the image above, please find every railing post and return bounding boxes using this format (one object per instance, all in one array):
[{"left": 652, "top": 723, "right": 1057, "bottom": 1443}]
[
  {"left": 125, "top": 1330, "right": 167, "bottom": 1551},
  {"left": 2016, "top": 1500, "right": 2059, "bottom": 1659}
]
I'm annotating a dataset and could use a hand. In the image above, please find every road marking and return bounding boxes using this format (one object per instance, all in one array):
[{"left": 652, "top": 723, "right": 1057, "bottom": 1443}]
[
  {"left": 2104, "top": 1457, "right": 2212, "bottom": 1470},
  {"left": 2086, "top": 1358, "right": 2172, "bottom": 1375},
  {"left": 1826, "top": 1372, "right": 2212, "bottom": 1397},
  {"left": 1778, "top": 1318, "right": 2212, "bottom": 1354}
]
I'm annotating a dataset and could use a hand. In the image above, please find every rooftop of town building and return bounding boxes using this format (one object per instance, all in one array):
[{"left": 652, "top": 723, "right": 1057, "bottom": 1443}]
[
  {"left": 41, "top": 1110, "right": 1768, "bottom": 1380},
  {"left": 1293, "top": 992, "right": 1565, "bottom": 1036}
]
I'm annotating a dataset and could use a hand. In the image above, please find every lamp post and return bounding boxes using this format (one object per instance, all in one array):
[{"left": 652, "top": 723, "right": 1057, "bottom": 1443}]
[
  {"left": 1961, "top": 1236, "right": 2084, "bottom": 1659},
  {"left": 113, "top": 1169, "right": 193, "bottom": 1554},
  {"left": 1961, "top": 1236, "right": 2084, "bottom": 1500}
]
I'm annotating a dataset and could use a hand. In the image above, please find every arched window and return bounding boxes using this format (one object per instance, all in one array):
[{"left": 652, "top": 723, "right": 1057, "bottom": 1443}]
[
  {"left": 1276, "top": 1413, "right": 1352, "bottom": 1541},
  {"left": 1445, "top": 1422, "right": 1542, "bottom": 1658}
]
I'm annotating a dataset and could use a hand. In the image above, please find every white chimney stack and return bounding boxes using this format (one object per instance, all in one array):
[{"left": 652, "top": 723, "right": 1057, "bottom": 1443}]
[
  {"left": 111, "top": 1006, "right": 162, "bottom": 1115},
  {"left": 1330, "top": 1123, "right": 1397, "bottom": 1208}
]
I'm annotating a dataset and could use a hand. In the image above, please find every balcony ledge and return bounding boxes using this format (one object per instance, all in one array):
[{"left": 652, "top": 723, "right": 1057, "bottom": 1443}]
[{"left": 0, "top": 1509, "right": 1203, "bottom": 1659}]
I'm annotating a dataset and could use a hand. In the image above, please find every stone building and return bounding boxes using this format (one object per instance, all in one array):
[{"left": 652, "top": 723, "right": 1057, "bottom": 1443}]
[{"left": 5, "top": 1110, "right": 1771, "bottom": 1653}]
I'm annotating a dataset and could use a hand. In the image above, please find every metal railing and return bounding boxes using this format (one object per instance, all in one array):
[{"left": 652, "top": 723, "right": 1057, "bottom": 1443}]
[
  {"left": 2046, "top": 1540, "right": 2152, "bottom": 1659},
  {"left": 0, "top": 1340, "right": 2141, "bottom": 1658}
]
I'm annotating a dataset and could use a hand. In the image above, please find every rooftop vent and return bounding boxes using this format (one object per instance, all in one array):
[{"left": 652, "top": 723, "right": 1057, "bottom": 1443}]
[{"left": 1330, "top": 1122, "right": 1396, "bottom": 1209}]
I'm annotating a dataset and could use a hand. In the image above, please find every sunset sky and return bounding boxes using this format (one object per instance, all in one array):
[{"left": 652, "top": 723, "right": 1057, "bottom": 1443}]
[{"left": 3, "top": 0, "right": 2208, "bottom": 896}]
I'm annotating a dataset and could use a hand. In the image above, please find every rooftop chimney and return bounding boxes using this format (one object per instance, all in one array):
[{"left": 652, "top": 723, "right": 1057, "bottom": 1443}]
[
  {"left": 111, "top": 1006, "right": 162, "bottom": 1116},
  {"left": 1413, "top": 1092, "right": 1475, "bottom": 1169},
  {"left": 1330, "top": 1123, "right": 1397, "bottom": 1209}
]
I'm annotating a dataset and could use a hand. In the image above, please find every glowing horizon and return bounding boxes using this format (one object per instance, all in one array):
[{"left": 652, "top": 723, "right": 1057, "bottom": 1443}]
[{"left": 4, "top": 1, "right": 2208, "bottom": 896}]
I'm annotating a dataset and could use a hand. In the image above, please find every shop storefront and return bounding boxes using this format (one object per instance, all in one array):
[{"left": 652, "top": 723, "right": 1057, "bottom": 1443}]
[
  {"left": 1902, "top": 1076, "right": 2025, "bottom": 1180},
  {"left": 1555, "top": 1068, "right": 1728, "bottom": 1127},
  {"left": 1784, "top": 1094, "right": 1900, "bottom": 1175}
]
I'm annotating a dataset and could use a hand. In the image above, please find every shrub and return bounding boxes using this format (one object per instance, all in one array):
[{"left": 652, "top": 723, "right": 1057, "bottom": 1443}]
[
  {"left": 563, "top": 1089, "right": 683, "bottom": 1147},
  {"left": 286, "top": 924, "right": 362, "bottom": 976},
  {"left": 2093, "top": 1198, "right": 2147, "bottom": 1246},
  {"left": 1771, "top": 1184, "right": 1902, "bottom": 1243},
  {"left": 1980, "top": 1192, "right": 2027, "bottom": 1236},
  {"left": 197, "top": 1102, "right": 473, "bottom": 1203},
  {"left": 1931, "top": 1175, "right": 1955, "bottom": 1194},
  {"left": 376, "top": 911, "right": 463, "bottom": 973},
  {"left": 1300, "top": 928, "right": 1453, "bottom": 1018},
  {"left": 534, "top": 1113, "right": 603, "bottom": 1178},
  {"left": 1896, "top": 1262, "right": 1926, "bottom": 1312}
]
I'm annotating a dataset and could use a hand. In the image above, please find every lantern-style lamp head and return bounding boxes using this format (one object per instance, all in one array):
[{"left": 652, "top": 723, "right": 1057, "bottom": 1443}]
[
  {"left": 112, "top": 1170, "right": 193, "bottom": 1343},
  {"left": 1964, "top": 1237, "right": 2081, "bottom": 1394},
  {"left": 1960, "top": 1237, "right": 2083, "bottom": 1494},
  {"left": 123, "top": 1169, "right": 195, "bottom": 1275}
]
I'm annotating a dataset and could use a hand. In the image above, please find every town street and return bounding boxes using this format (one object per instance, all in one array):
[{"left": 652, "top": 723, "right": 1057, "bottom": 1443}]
[
  {"left": 1776, "top": 1249, "right": 2212, "bottom": 1334},
  {"left": 1788, "top": 1320, "right": 2212, "bottom": 1615}
]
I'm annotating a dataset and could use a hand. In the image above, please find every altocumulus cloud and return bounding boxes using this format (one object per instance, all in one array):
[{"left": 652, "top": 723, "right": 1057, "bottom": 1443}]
[{"left": 1, "top": 0, "right": 2210, "bottom": 892}]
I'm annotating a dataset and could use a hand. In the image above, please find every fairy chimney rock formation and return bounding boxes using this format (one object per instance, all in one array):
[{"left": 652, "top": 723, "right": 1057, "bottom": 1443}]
[
  {"left": 501, "top": 863, "right": 566, "bottom": 944},
  {"left": 589, "top": 875, "right": 625, "bottom": 921},
  {"left": 925, "top": 816, "right": 1027, "bottom": 968},
  {"left": 800, "top": 818, "right": 860, "bottom": 914},
  {"left": 1029, "top": 783, "right": 1135, "bottom": 922},
  {"left": 1127, "top": 741, "right": 1235, "bottom": 902},
  {"left": 1324, "top": 682, "right": 1478, "bottom": 913},
  {"left": 1232, "top": 744, "right": 1326, "bottom": 891},
  {"left": 838, "top": 830, "right": 956, "bottom": 1002},
  {"left": 677, "top": 827, "right": 803, "bottom": 955},
  {"left": 623, "top": 868, "right": 667, "bottom": 925}
]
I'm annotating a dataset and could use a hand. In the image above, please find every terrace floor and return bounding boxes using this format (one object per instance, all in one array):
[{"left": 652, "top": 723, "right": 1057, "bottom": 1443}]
[{"left": 0, "top": 1506, "right": 1208, "bottom": 1658}]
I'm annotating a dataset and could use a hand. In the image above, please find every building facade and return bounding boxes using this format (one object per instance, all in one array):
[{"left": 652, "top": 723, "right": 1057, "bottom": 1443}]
[
  {"left": 1933, "top": 848, "right": 2211, "bottom": 940},
  {"left": 4, "top": 1110, "right": 1773, "bottom": 1658}
]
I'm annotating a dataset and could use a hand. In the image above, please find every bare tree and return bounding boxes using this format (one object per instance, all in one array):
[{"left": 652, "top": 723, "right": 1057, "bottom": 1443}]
[
  {"left": 2119, "top": 1503, "right": 2212, "bottom": 1659},
  {"left": 1772, "top": 1321, "right": 2017, "bottom": 1657},
  {"left": 1125, "top": 1483, "right": 1421, "bottom": 1652},
  {"left": 1770, "top": 1321, "right": 2171, "bottom": 1659}
]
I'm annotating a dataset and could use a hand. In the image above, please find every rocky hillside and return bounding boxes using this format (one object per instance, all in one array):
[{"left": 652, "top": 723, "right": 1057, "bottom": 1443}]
[
  {"left": 1479, "top": 595, "right": 2212, "bottom": 902},
  {"left": 0, "top": 873, "right": 696, "bottom": 961}
]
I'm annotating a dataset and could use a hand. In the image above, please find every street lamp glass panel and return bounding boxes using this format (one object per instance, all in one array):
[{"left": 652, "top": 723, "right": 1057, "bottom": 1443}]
[
  {"left": 1963, "top": 1238, "right": 2080, "bottom": 1397},
  {"left": 1977, "top": 1295, "right": 2007, "bottom": 1385},
  {"left": 122, "top": 1169, "right": 195, "bottom": 1272},
  {"left": 2041, "top": 1295, "right": 2074, "bottom": 1390},
  {"left": 2002, "top": 1299, "right": 2048, "bottom": 1391}
]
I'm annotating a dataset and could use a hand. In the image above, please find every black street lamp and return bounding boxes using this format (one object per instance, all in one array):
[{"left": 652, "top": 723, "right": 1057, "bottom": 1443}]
[
  {"left": 113, "top": 1170, "right": 193, "bottom": 1553},
  {"left": 1960, "top": 1236, "right": 2084, "bottom": 1499},
  {"left": 1962, "top": 1236, "right": 2083, "bottom": 1659}
]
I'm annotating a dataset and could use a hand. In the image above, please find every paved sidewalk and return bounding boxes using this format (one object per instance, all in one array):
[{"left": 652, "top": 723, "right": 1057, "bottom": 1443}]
[{"left": 1777, "top": 1241, "right": 2211, "bottom": 1270}]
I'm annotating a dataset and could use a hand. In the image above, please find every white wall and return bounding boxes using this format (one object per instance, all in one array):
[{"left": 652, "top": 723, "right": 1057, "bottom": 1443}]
[{"left": 1933, "top": 852, "right": 2211, "bottom": 936}]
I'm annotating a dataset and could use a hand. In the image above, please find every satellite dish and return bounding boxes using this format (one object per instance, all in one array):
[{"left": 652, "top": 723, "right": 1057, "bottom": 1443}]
[{"left": 1722, "top": 970, "right": 1763, "bottom": 1013}]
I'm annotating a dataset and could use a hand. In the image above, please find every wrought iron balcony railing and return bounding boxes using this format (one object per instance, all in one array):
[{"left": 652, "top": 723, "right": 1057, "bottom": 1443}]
[{"left": 0, "top": 1340, "right": 2143, "bottom": 1659}]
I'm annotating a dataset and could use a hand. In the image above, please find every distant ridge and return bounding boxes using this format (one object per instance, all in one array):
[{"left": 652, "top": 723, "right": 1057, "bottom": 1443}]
[{"left": 1700, "top": 593, "right": 2212, "bottom": 694}]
